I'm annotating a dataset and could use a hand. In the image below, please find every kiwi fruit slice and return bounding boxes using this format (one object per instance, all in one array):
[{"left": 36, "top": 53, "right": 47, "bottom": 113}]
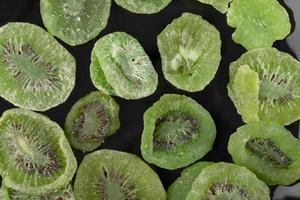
[
  {"left": 157, "top": 13, "right": 221, "bottom": 92},
  {"left": 65, "top": 91, "right": 120, "bottom": 152},
  {"left": 227, "top": 0, "right": 291, "bottom": 50},
  {"left": 141, "top": 94, "right": 216, "bottom": 170},
  {"left": 90, "top": 32, "right": 158, "bottom": 100},
  {"left": 114, "top": 0, "right": 172, "bottom": 14},
  {"left": 40, "top": 0, "right": 111, "bottom": 46},
  {"left": 0, "top": 184, "right": 75, "bottom": 200},
  {"left": 228, "top": 47, "right": 300, "bottom": 125},
  {"left": 0, "top": 22, "right": 76, "bottom": 111},
  {"left": 0, "top": 108, "right": 77, "bottom": 195},
  {"left": 74, "top": 149, "right": 166, "bottom": 200},
  {"left": 186, "top": 162, "right": 270, "bottom": 200},
  {"left": 228, "top": 121, "right": 300, "bottom": 185},
  {"left": 167, "top": 162, "right": 213, "bottom": 200},
  {"left": 197, "top": 0, "right": 231, "bottom": 13}
]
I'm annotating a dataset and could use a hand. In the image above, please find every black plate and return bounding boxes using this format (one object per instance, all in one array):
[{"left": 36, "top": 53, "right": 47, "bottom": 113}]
[{"left": 0, "top": 0, "right": 300, "bottom": 199}]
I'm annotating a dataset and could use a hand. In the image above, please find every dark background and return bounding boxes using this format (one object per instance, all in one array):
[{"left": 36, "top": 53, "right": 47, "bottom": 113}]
[{"left": 0, "top": 0, "right": 300, "bottom": 199}]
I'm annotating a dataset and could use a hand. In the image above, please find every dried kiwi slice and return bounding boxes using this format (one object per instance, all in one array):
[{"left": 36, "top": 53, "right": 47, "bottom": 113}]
[
  {"left": 197, "top": 0, "right": 231, "bottom": 13},
  {"left": 227, "top": 0, "right": 291, "bottom": 50},
  {"left": 74, "top": 149, "right": 166, "bottom": 200},
  {"left": 0, "top": 22, "right": 76, "bottom": 111},
  {"left": 114, "top": 0, "right": 172, "bottom": 14},
  {"left": 228, "top": 48, "right": 300, "bottom": 125},
  {"left": 40, "top": 0, "right": 111, "bottom": 46},
  {"left": 0, "top": 184, "right": 75, "bottom": 200},
  {"left": 141, "top": 94, "right": 216, "bottom": 170},
  {"left": 65, "top": 91, "right": 120, "bottom": 152},
  {"left": 157, "top": 13, "right": 221, "bottom": 92},
  {"left": 228, "top": 121, "right": 300, "bottom": 185},
  {"left": 0, "top": 109, "right": 77, "bottom": 195},
  {"left": 186, "top": 163, "right": 270, "bottom": 199},
  {"left": 167, "top": 162, "right": 213, "bottom": 200},
  {"left": 90, "top": 32, "right": 158, "bottom": 99}
]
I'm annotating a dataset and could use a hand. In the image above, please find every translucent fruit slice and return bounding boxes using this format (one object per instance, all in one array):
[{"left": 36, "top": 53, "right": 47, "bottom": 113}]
[
  {"left": 0, "top": 109, "right": 77, "bottom": 195},
  {"left": 141, "top": 94, "right": 216, "bottom": 170},
  {"left": 186, "top": 162, "right": 270, "bottom": 200},
  {"left": 114, "top": 0, "right": 172, "bottom": 14},
  {"left": 228, "top": 121, "right": 300, "bottom": 185},
  {"left": 228, "top": 47, "right": 300, "bottom": 125},
  {"left": 65, "top": 91, "right": 120, "bottom": 152},
  {"left": 227, "top": 0, "right": 291, "bottom": 50},
  {"left": 197, "top": 0, "right": 232, "bottom": 13},
  {"left": 157, "top": 13, "right": 221, "bottom": 92},
  {"left": 167, "top": 162, "right": 213, "bottom": 200},
  {"left": 90, "top": 32, "right": 158, "bottom": 100},
  {"left": 0, "top": 184, "right": 75, "bottom": 200},
  {"left": 0, "top": 22, "right": 76, "bottom": 111},
  {"left": 40, "top": 0, "right": 111, "bottom": 46},
  {"left": 74, "top": 149, "right": 166, "bottom": 200},
  {"left": 230, "top": 65, "right": 260, "bottom": 123}
]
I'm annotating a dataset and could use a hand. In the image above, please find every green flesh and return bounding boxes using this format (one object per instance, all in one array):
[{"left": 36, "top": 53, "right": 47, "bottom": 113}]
[
  {"left": 197, "top": 0, "right": 232, "bottom": 13},
  {"left": 114, "top": 0, "right": 172, "bottom": 14},
  {"left": 228, "top": 121, "right": 300, "bottom": 185},
  {"left": 74, "top": 149, "right": 166, "bottom": 200}
]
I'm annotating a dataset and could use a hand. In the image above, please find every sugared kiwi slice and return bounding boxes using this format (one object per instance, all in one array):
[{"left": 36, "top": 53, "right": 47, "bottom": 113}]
[
  {"left": 186, "top": 162, "right": 270, "bottom": 200},
  {"left": 74, "top": 149, "right": 166, "bottom": 200},
  {"left": 0, "top": 184, "right": 75, "bottom": 200},
  {"left": 40, "top": 0, "right": 111, "bottom": 46},
  {"left": 141, "top": 94, "right": 216, "bottom": 170},
  {"left": 114, "top": 0, "right": 172, "bottom": 14},
  {"left": 157, "top": 13, "right": 221, "bottom": 92},
  {"left": 0, "top": 22, "right": 76, "bottom": 111},
  {"left": 228, "top": 47, "right": 300, "bottom": 125},
  {"left": 227, "top": 0, "right": 291, "bottom": 50},
  {"left": 65, "top": 91, "right": 120, "bottom": 152},
  {"left": 197, "top": 0, "right": 231, "bottom": 13},
  {"left": 0, "top": 109, "right": 77, "bottom": 195},
  {"left": 167, "top": 162, "right": 213, "bottom": 200},
  {"left": 90, "top": 32, "right": 158, "bottom": 100},
  {"left": 228, "top": 121, "right": 300, "bottom": 185}
]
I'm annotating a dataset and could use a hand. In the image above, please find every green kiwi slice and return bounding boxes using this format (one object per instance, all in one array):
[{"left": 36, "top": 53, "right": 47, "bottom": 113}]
[
  {"left": 74, "top": 149, "right": 166, "bottom": 200},
  {"left": 0, "top": 184, "right": 75, "bottom": 200},
  {"left": 157, "top": 13, "right": 221, "bottom": 92},
  {"left": 228, "top": 48, "right": 300, "bottom": 125},
  {"left": 114, "top": 0, "right": 172, "bottom": 14},
  {"left": 65, "top": 91, "right": 120, "bottom": 152},
  {"left": 90, "top": 32, "right": 158, "bottom": 100},
  {"left": 0, "top": 109, "right": 77, "bottom": 195},
  {"left": 0, "top": 22, "right": 76, "bottom": 111},
  {"left": 167, "top": 162, "right": 213, "bottom": 200},
  {"left": 40, "top": 0, "right": 111, "bottom": 46},
  {"left": 141, "top": 94, "right": 216, "bottom": 170},
  {"left": 227, "top": 0, "right": 291, "bottom": 50},
  {"left": 228, "top": 121, "right": 300, "bottom": 185},
  {"left": 197, "top": 0, "right": 231, "bottom": 13},
  {"left": 186, "top": 162, "right": 270, "bottom": 200}
]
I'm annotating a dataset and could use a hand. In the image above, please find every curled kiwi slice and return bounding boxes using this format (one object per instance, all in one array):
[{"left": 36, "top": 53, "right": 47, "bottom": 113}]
[
  {"left": 0, "top": 184, "right": 75, "bottom": 200},
  {"left": 186, "top": 162, "right": 270, "bottom": 200},
  {"left": 0, "top": 109, "right": 77, "bottom": 195},
  {"left": 114, "top": 0, "right": 172, "bottom": 14},
  {"left": 90, "top": 32, "right": 158, "bottom": 99},
  {"left": 227, "top": 0, "right": 291, "bottom": 50},
  {"left": 74, "top": 149, "right": 166, "bottom": 200},
  {"left": 228, "top": 48, "right": 300, "bottom": 125},
  {"left": 0, "top": 22, "right": 76, "bottom": 111},
  {"left": 65, "top": 91, "right": 120, "bottom": 152},
  {"left": 197, "top": 0, "right": 231, "bottom": 13},
  {"left": 40, "top": 0, "right": 111, "bottom": 46},
  {"left": 167, "top": 162, "right": 213, "bottom": 200},
  {"left": 141, "top": 94, "right": 216, "bottom": 170},
  {"left": 157, "top": 13, "right": 221, "bottom": 92},
  {"left": 228, "top": 121, "right": 300, "bottom": 185}
]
